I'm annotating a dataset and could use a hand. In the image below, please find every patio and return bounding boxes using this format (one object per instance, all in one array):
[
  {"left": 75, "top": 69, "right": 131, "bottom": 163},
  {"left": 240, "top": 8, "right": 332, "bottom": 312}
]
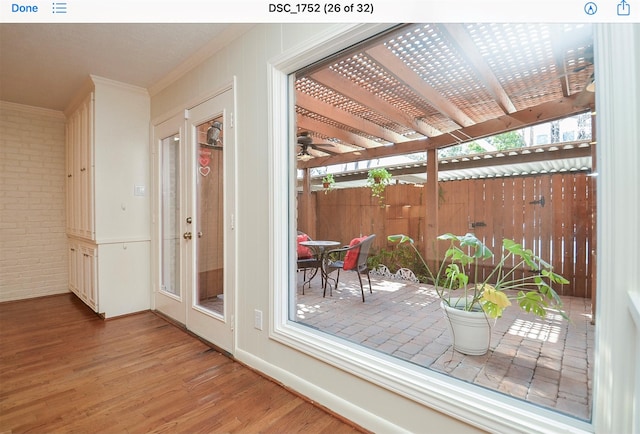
[{"left": 296, "top": 270, "right": 594, "bottom": 421}]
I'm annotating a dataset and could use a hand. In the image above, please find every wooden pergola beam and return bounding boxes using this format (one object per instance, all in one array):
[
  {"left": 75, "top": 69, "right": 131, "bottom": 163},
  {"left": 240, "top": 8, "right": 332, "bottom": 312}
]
[
  {"left": 309, "top": 68, "right": 441, "bottom": 138},
  {"left": 298, "top": 91, "right": 594, "bottom": 169},
  {"left": 441, "top": 24, "right": 517, "bottom": 114},
  {"left": 365, "top": 44, "right": 476, "bottom": 128},
  {"left": 296, "top": 91, "right": 408, "bottom": 145},
  {"left": 301, "top": 142, "right": 592, "bottom": 186},
  {"left": 296, "top": 114, "right": 379, "bottom": 151}
]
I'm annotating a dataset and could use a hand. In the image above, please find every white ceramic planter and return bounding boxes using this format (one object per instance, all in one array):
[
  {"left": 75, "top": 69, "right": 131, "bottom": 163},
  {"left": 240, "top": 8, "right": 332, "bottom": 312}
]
[{"left": 441, "top": 300, "right": 492, "bottom": 355}]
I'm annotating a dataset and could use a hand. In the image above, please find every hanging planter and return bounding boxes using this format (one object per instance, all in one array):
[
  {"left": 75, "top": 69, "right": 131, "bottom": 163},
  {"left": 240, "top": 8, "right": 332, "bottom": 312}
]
[
  {"left": 367, "top": 168, "right": 392, "bottom": 206},
  {"left": 321, "top": 173, "right": 335, "bottom": 194}
]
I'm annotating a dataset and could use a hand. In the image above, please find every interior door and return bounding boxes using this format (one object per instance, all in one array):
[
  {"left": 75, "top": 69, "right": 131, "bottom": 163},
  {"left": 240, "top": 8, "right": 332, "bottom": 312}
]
[{"left": 185, "top": 88, "right": 236, "bottom": 353}]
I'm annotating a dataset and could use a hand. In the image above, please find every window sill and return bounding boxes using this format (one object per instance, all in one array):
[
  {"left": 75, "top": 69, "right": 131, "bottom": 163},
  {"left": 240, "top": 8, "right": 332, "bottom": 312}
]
[{"left": 271, "top": 319, "right": 593, "bottom": 434}]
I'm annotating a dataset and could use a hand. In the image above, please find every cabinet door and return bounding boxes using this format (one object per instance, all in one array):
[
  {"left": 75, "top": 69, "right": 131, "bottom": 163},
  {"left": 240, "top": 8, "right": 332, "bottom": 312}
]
[
  {"left": 65, "top": 93, "right": 94, "bottom": 239},
  {"left": 78, "top": 94, "right": 94, "bottom": 239},
  {"left": 65, "top": 117, "right": 76, "bottom": 235},
  {"left": 81, "top": 246, "right": 97, "bottom": 310},
  {"left": 68, "top": 242, "right": 79, "bottom": 295},
  {"left": 67, "top": 110, "right": 83, "bottom": 237}
]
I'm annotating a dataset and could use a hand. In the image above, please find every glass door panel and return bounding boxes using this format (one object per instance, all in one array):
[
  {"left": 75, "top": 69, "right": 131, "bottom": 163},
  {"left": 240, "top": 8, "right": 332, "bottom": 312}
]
[
  {"left": 154, "top": 113, "right": 186, "bottom": 325},
  {"left": 195, "top": 117, "right": 224, "bottom": 316},
  {"left": 161, "top": 133, "right": 180, "bottom": 297}
]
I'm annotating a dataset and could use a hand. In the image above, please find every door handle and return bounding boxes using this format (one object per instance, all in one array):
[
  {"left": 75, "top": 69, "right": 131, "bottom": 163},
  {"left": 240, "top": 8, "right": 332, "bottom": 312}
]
[{"left": 183, "top": 232, "right": 192, "bottom": 240}]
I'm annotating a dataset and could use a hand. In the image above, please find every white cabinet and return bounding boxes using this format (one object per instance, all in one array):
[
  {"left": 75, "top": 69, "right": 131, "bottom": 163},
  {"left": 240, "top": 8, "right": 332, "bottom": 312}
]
[
  {"left": 80, "top": 245, "right": 97, "bottom": 310},
  {"left": 66, "top": 93, "right": 94, "bottom": 239},
  {"left": 68, "top": 242, "right": 79, "bottom": 295},
  {"left": 68, "top": 240, "right": 97, "bottom": 311},
  {"left": 65, "top": 75, "right": 151, "bottom": 318}
]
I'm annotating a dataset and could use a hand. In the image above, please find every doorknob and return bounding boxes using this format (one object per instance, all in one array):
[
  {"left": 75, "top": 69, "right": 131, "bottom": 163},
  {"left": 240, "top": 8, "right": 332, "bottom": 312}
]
[{"left": 183, "top": 232, "right": 192, "bottom": 240}]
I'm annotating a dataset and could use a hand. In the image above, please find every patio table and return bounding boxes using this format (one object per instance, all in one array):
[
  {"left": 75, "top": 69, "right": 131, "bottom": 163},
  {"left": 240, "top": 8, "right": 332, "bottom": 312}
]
[{"left": 299, "top": 240, "right": 340, "bottom": 294}]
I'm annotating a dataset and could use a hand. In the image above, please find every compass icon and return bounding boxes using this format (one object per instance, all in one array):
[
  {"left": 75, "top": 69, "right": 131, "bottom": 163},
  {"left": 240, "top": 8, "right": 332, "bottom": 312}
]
[{"left": 584, "top": 2, "right": 598, "bottom": 15}]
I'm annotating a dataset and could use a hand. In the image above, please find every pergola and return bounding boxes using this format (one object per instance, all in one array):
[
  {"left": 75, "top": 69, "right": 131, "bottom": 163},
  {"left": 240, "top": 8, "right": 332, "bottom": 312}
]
[
  {"left": 295, "top": 22, "right": 595, "bottom": 247},
  {"left": 295, "top": 23, "right": 594, "bottom": 162}
]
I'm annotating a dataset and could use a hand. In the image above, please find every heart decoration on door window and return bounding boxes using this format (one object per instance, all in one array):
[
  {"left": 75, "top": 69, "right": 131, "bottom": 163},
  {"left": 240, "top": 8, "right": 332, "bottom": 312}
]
[
  {"left": 199, "top": 166, "right": 211, "bottom": 177},
  {"left": 199, "top": 156, "right": 210, "bottom": 167}
]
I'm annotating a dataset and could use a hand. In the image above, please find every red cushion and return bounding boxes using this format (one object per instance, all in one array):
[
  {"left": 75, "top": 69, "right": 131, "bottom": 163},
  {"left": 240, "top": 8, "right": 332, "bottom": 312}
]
[
  {"left": 343, "top": 236, "right": 367, "bottom": 270},
  {"left": 297, "top": 234, "right": 313, "bottom": 259}
]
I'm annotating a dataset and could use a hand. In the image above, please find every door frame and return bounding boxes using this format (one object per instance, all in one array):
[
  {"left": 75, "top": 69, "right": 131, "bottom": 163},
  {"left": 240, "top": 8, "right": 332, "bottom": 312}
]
[
  {"left": 184, "top": 86, "right": 236, "bottom": 353},
  {"left": 151, "top": 81, "right": 237, "bottom": 355}
]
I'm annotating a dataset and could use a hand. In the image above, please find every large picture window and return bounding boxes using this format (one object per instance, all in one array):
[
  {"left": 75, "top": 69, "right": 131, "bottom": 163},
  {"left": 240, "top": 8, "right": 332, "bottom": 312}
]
[{"left": 269, "top": 23, "right": 638, "bottom": 434}]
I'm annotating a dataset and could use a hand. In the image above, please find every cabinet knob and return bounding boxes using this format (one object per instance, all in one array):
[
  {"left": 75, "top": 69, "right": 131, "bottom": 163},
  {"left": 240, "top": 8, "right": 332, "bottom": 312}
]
[{"left": 183, "top": 232, "right": 192, "bottom": 240}]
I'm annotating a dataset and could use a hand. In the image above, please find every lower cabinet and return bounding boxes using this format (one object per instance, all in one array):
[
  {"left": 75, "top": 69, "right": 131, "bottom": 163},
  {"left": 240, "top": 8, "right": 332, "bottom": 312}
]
[
  {"left": 68, "top": 239, "right": 97, "bottom": 311},
  {"left": 68, "top": 237, "right": 150, "bottom": 318}
]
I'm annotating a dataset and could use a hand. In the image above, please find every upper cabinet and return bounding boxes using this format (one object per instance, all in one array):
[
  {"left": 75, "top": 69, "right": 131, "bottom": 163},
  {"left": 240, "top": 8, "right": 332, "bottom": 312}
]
[
  {"left": 66, "top": 92, "right": 94, "bottom": 239},
  {"left": 65, "top": 75, "right": 151, "bottom": 243}
]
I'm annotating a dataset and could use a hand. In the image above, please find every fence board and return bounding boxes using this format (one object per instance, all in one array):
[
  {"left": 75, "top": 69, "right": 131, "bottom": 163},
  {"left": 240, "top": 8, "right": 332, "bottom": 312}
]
[
  {"left": 539, "top": 175, "right": 552, "bottom": 272},
  {"left": 574, "top": 175, "right": 589, "bottom": 297},
  {"left": 304, "top": 172, "right": 595, "bottom": 298}
]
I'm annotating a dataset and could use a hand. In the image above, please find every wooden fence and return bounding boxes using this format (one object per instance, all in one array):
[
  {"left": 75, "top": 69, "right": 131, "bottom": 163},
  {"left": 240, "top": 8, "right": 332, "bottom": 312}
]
[{"left": 301, "top": 173, "right": 596, "bottom": 298}]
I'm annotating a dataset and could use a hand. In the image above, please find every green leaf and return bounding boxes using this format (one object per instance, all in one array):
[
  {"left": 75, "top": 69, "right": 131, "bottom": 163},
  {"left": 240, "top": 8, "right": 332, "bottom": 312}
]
[
  {"left": 438, "top": 233, "right": 459, "bottom": 241},
  {"left": 388, "top": 234, "right": 413, "bottom": 245},
  {"left": 482, "top": 301, "right": 504, "bottom": 318},
  {"left": 517, "top": 291, "right": 548, "bottom": 317},
  {"left": 503, "top": 239, "right": 539, "bottom": 269},
  {"left": 542, "top": 269, "right": 570, "bottom": 284}
]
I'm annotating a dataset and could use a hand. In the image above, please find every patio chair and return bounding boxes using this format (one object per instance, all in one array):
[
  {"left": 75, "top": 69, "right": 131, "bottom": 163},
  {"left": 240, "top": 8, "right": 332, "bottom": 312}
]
[
  {"left": 324, "top": 234, "right": 376, "bottom": 302},
  {"left": 297, "top": 231, "right": 322, "bottom": 293}
]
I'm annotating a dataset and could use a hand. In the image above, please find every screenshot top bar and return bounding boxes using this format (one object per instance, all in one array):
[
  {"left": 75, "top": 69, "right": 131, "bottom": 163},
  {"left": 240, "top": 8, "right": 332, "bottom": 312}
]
[{"left": 1, "top": 0, "right": 638, "bottom": 23}]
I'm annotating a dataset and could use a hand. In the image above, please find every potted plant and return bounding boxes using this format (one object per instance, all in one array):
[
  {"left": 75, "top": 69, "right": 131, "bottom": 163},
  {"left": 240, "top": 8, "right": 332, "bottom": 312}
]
[
  {"left": 321, "top": 173, "right": 335, "bottom": 193},
  {"left": 388, "top": 232, "right": 568, "bottom": 355},
  {"left": 366, "top": 167, "right": 392, "bottom": 206}
]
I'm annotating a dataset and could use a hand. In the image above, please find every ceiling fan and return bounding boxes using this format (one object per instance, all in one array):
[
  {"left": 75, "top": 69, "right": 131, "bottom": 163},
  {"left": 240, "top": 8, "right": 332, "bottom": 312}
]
[{"left": 297, "top": 131, "right": 336, "bottom": 160}]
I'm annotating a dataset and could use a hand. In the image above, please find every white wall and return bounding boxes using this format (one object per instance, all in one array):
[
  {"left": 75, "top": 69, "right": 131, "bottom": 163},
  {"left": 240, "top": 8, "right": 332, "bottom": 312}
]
[{"left": 0, "top": 102, "right": 68, "bottom": 302}]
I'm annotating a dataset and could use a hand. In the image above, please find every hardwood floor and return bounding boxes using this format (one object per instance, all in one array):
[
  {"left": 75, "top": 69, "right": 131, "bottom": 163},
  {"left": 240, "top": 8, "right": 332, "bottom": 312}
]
[{"left": 0, "top": 294, "right": 364, "bottom": 433}]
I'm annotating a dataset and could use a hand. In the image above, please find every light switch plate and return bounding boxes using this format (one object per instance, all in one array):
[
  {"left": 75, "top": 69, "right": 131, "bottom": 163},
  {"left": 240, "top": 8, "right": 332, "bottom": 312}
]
[{"left": 134, "top": 185, "right": 146, "bottom": 196}]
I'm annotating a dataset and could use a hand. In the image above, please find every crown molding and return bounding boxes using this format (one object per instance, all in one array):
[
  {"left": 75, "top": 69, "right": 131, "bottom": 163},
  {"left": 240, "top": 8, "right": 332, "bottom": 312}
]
[{"left": 0, "top": 100, "right": 65, "bottom": 119}]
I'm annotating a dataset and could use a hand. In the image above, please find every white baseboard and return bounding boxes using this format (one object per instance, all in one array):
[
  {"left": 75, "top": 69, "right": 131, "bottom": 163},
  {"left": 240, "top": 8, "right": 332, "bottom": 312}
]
[{"left": 233, "top": 348, "right": 409, "bottom": 434}]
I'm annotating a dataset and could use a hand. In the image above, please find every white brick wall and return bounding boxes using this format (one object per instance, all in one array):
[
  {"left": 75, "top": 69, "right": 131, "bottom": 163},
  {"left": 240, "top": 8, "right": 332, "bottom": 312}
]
[{"left": 0, "top": 101, "right": 68, "bottom": 302}]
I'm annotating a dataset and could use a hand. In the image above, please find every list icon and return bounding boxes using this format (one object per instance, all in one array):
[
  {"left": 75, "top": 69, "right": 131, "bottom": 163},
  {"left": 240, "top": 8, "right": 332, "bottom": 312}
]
[{"left": 52, "top": 2, "right": 67, "bottom": 13}]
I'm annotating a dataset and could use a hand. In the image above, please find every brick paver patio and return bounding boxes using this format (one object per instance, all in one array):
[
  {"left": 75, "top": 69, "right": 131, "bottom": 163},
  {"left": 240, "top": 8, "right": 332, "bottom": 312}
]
[{"left": 296, "top": 271, "right": 594, "bottom": 421}]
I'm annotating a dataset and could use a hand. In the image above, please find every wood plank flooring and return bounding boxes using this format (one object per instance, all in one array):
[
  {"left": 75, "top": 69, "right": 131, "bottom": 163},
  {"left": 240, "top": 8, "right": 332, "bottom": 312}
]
[{"left": 0, "top": 294, "right": 364, "bottom": 433}]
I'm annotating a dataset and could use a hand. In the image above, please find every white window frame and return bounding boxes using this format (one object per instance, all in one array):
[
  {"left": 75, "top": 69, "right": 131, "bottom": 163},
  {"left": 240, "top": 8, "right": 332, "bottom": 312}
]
[{"left": 268, "top": 23, "right": 639, "bottom": 434}]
